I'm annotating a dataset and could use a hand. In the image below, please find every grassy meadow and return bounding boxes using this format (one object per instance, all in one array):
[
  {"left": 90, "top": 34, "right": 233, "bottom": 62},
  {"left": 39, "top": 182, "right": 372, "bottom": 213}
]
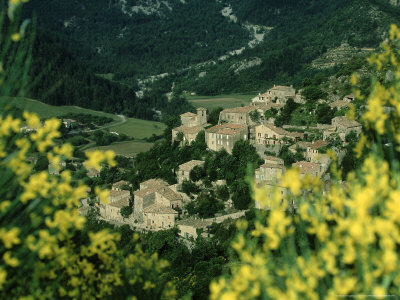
[
  {"left": 110, "top": 118, "right": 165, "bottom": 140},
  {"left": 186, "top": 93, "right": 254, "bottom": 110},
  {"left": 86, "top": 141, "right": 155, "bottom": 157}
]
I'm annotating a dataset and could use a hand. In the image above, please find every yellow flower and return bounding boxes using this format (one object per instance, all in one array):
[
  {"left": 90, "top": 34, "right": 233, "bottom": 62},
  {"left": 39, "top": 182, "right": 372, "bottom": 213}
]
[
  {"left": 95, "top": 187, "right": 110, "bottom": 204},
  {"left": 0, "top": 227, "right": 20, "bottom": 248},
  {"left": 282, "top": 168, "right": 301, "bottom": 196},
  {"left": 3, "top": 251, "right": 19, "bottom": 267},
  {"left": 11, "top": 33, "right": 20, "bottom": 42}
]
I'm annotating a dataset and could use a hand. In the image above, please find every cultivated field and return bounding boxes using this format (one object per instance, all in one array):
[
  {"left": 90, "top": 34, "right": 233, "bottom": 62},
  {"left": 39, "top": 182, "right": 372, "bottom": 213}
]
[
  {"left": 86, "top": 141, "right": 155, "bottom": 157},
  {"left": 187, "top": 93, "right": 254, "bottom": 110}
]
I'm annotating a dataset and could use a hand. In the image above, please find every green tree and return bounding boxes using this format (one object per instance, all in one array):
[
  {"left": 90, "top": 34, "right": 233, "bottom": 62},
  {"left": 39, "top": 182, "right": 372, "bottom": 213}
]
[{"left": 120, "top": 206, "right": 132, "bottom": 218}]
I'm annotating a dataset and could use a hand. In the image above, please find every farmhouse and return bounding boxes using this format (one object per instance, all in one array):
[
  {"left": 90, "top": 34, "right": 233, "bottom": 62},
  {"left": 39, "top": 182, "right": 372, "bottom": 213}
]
[
  {"left": 205, "top": 123, "right": 248, "bottom": 154},
  {"left": 177, "top": 160, "right": 205, "bottom": 184},
  {"left": 255, "top": 124, "right": 303, "bottom": 145}
]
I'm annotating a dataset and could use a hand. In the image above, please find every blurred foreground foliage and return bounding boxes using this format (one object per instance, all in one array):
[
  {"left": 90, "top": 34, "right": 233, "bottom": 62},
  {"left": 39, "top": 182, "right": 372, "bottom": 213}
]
[
  {"left": 0, "top": 1, "right": 175, "bottom": 299},
  {"left": 210, "top": 24, "right": 400, "bottom": 299}
]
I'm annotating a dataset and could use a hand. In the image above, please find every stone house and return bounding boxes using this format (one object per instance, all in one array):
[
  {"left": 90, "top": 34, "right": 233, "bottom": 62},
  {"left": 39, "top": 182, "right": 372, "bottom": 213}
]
[
  {"left": 329, "top": 100, "right": 350, "bottom": 110},
  {"left": 205, "top": 123, "right": 248, "bottom": 154},
  {"left": 176, "top": 218, "right": 213, "bottom": 240},
  {"left": 172, "top": 125, "right": 206, "bottom": 145},
  {"left": 218, "top": 106, "right": 257, "bottom": 125},
  {"left": 252, "top": 85, "right": 297, "bottom": 105},
  {"left": 109, "top": 189, "right": 131, "bottom": 204},
  {"left": 177, "top": 160, "right": 205, "bottom": 184},
  {"left": 133, "top": 178, "right": 182, "bottom": 223},
  {"left": 255, "top": 124, "right": 303, "bottom": 146},
  {"left": 255, "top": 156, "right": 285, "bottom": 184},
  {"left": 305, "top": 140, "right": 329, "bottom": 162},
  {"left": 143, "top": 204, "right": 178, "bottom": 230},
  {"left": 99, "top": 198, "right": 129, "bottom": 222},
  {"left": 292, "top": 161, "right": 324, "bottom": 178},
  {"left": 172, "top": 108, "right": 209, "bottom": 145},
  {"left": 323, "top": 116, "right": 362, "bottom": 141},
  {"left": 112, "top": 180, "right": 131, "bottom": 191},
  {"left": 181, "top": 108, "right": 207, "bottom": 127}
]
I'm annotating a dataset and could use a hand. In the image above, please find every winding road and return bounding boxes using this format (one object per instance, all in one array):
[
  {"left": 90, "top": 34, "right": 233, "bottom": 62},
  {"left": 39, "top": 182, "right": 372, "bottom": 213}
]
[{"left": 85, "top": 114, "right": 126, "bottom": 132}]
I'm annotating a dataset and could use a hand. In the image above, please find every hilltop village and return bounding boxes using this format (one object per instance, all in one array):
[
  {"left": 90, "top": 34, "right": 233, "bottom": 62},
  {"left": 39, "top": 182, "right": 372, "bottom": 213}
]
[{"left": 78, "top": 84, "right": 362, "bottom": 238}]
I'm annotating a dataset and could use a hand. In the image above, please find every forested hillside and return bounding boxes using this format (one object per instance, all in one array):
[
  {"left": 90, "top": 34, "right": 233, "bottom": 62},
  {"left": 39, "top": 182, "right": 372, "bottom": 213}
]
[{"left": 21, "top": 0, "right": 400, "bottom": 114}]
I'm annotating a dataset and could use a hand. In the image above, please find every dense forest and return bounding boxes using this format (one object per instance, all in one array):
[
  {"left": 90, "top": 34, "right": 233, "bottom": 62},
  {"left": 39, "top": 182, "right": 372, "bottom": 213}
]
[{"left": 23, "top": 0, "right": 400, "bottom": 98}]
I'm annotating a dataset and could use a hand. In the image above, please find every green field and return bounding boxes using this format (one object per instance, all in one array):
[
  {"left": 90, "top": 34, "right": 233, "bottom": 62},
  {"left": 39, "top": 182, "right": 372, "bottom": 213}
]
[
  {"left": 12, "top": 98, "right": 165, "bottom": 139},
  {"left": 186, "top": 93, "right": 254, "bottom": 110},
  {"left": 12, "top": 98, "right": 120, "bottom": 121},
  {"left": 111, "top": 118, "right": 165, "bottom": 140},
  {"left": 86, "top": 141, "right": 155, "bottom": 157}
]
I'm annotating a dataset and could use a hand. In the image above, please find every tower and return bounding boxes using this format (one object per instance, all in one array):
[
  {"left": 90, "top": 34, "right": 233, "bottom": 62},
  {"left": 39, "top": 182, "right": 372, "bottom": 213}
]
[{"left": 196, "top": 107, "right": 207, "bottom": 125}]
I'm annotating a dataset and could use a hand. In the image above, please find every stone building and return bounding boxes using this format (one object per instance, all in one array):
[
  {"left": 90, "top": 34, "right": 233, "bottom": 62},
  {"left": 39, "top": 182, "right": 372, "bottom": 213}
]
[
  {"left": 177, "top": 160, "right": 205, "bottom": 184},
  {"left": 176, "top": 218, "right": 213, "bottom": 240},
  {"left": 181, "top": 108, "right": 207, "bottom": 127},
  {"left": 133, "top": 178, "right": 181, "bottom": 223},
  {"left": 99, "top": 198, "right": 130, "bottom": 222},
  {"left": 305, "top": 140, "right": 329, "bottom": 163},
  {"left": 172, "top": 125, "right": 206, "bottom": 145},
  {"left": 112, "top": 180, "right": 131, "bottom": 191},
  {"left": 143, "top": 204, "right": 178, "bottom": 230},
  {"left": 218, "top": 106, "right": 257, "bottom": 125},
  {"left": 252, "top": 85, "right": 298, "bottom": 105},
  {"left": 205, "top": 123, "right": 248, "bottom": 154},
  {"left": 255, "top": 124, "right": 303, "bottom": 145},
  {"left": 323, "top": 116, "right": 362, "bottom": 141},
  {"left": 292, "top": 161, "right": 324, "bottom": 178},
  {"left": 172, "top": 108, "right": 209, "bottom": 145},
  {"left": 255, "top": 156, "right": 285, "bottom": 184}
]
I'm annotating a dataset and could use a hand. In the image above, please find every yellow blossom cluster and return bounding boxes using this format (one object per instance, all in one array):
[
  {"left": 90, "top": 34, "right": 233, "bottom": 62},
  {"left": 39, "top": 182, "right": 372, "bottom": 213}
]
[
  {"left": 0, "top": 110, "right": 175, "bottom": 298},
  {"left": 211, "top": 25, "right": 400, "bottom": 300}
]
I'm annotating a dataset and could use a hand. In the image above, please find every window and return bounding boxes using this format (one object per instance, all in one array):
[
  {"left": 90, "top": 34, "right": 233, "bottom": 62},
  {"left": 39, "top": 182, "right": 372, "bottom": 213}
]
[
  {"left": 258, "top": 133, "right": 261, "bottom": 137},
  {"left": 227, "top": 141, "right": 229, "bottom": 146}
]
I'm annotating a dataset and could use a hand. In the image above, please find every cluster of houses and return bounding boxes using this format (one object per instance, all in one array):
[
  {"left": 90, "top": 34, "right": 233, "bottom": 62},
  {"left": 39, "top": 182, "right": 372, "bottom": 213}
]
[
  {"left": 170, "top": 85, "right": 361, "bottom": 210},
  {"left": 80, "top": 84, "right": 363, "bottom": 237}
]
